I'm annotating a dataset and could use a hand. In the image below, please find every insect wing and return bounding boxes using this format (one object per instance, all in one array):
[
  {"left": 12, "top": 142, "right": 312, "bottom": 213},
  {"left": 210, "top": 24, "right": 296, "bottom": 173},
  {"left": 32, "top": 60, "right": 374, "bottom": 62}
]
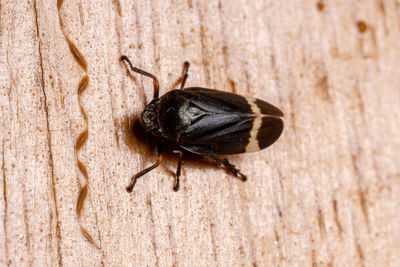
[
  {"left": 179, "top": 87, "right": 283, "bottom": 116},
  {"left": 177, "top": 88, "right": 284, "bottom": 155}
]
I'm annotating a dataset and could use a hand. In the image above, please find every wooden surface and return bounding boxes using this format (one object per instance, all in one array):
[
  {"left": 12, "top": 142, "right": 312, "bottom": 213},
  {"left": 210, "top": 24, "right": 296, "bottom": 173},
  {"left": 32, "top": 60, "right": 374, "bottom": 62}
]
[{"left": 1, "top": 0, "right": 400, "bottom": 266}]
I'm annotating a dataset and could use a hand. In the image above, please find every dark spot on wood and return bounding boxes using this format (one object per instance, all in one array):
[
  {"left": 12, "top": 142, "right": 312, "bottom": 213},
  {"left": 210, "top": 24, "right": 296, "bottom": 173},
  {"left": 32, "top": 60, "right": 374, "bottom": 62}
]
[
  {"left": 288, "top": 92, "right": 296, "bottom": 132},
  {"left": 357, "top": 21, "right": 368, "bottom": 33},
  {"left": 274, "top": 230, "right": 280, "bottom": 244},
  {"left": 358, "top": 188, "right": 370, "bottom": 230},
  {"left": 318, "top": 208, "right": 326, "bottom": 238},
  {"left": 378, "top": 0, "right": 386, "bottom": 16},
  {"left": 355, "top": 240, "right": 365, "bottom": 264},
  {"left": 353, "top": 84, "right": 364, "bottom": 114},
  {"left": 113, "top": 0, "right": 122, "bottom": 17},
  {"left": 316, "top": 1, "right": 324, "bottom": 11},
  {"left": 114, "top": 130, "right": 120, "bottom": 146},
  {"left": 332, "top": 199, "right": 343, "bottom": 237},
  {"left": 330, "top": 47, "right": 339, "bottom": 58},
  {"left": 276, "top": 205, "right": 283, "bottom": 217},
  {"left": 238, "top": 244, "right": 246, "bottom": 258},
  {"left": 351, "top": 153, "right": 370, "bottom": 229},
  {"left": 312, "top": 249, "right": 317, "bottom": 267},
  {"left": 270, "top": 55, "right": 276, "bottom": 68},
  {"left": 315, "top": 75, "right": 330, "bottom": 100}
]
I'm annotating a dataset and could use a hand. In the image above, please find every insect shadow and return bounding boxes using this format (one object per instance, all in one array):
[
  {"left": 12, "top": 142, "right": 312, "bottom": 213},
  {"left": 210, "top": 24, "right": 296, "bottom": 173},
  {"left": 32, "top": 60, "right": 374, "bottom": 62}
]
[{"left": 122, "top": 114, "right": 224, "bottom": 190}]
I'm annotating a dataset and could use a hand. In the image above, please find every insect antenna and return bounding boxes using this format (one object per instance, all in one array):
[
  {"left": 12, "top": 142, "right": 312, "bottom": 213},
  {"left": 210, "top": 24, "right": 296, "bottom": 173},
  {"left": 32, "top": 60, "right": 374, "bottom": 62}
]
[
  {"left": 120, "top": 55, "right": 160, "bottom": 99},
  {"left": 180, "top": 61, "right": 190, "bottom": 89}
]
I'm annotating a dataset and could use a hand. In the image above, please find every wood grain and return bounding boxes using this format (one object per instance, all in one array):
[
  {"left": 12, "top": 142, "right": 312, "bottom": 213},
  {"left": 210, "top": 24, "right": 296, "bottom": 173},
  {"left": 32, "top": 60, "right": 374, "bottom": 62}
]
[{"left": 1, "top": 0, "right": 400, "bottom": 266}]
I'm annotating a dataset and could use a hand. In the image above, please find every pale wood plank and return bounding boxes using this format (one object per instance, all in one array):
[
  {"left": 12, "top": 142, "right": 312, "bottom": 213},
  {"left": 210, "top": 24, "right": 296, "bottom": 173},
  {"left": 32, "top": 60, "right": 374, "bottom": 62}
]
[{"left": 1, "top": 0, "right": 399, "bottom": 266}]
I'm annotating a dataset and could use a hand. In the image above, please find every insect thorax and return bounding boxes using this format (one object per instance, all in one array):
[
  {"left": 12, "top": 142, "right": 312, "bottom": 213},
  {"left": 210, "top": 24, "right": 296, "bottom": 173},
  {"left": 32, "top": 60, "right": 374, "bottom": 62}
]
[{"left": 141, "top": 91, "right": 192, "bottom": 140}]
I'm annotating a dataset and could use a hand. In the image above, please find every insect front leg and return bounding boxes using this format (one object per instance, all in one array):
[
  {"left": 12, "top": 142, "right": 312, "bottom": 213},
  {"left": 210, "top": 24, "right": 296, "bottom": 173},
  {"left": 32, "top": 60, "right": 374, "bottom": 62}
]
[
  {"left": 126, "top": 143, "right": 163, "bottom": 192},
  {"left": 180, "top": 61, "right": 190, "bottom": 89},
  {"left": 172, "top": 150, "right": 184, "bottom": 191},
  {"left": 208, "top": 156, "right": 248, "bottom": 182},
  {"left": 120, "top": 55, "right": 160, "bottom": 99}
]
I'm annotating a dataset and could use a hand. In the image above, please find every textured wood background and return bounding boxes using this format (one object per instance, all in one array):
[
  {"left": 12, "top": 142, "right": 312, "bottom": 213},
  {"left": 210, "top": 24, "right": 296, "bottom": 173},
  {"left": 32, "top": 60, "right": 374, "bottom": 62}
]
[{"left": 1, "top": 0, "right": 400, "bottom": 266}]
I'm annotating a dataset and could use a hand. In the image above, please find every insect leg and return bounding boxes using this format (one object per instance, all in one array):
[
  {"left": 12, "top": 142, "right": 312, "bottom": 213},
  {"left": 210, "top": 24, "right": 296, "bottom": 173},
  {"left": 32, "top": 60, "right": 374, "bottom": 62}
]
[
  {"left": 208, "top": 156, "right": 248, "bottom": 182},
  {"left": 126, "top": 143, "right": 163, "bottom": 192},
  {"left": 172, "top": 150, "right": 183, "bottom": 191},
  {"left": 179, "top": 61, "right": 190, "bottom": 89},
  {"left": 120, "top": 55, "right": 160, "bottom": 99}
]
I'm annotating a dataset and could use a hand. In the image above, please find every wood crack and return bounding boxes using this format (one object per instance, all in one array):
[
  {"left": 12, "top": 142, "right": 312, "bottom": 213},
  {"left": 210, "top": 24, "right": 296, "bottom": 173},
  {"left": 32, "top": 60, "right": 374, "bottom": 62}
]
[
  {"left": 33, "top": 1, "right": 63, "bottom": 265},
  {"left": 2, "top": 142, "right": 9, "bottom": 265}
]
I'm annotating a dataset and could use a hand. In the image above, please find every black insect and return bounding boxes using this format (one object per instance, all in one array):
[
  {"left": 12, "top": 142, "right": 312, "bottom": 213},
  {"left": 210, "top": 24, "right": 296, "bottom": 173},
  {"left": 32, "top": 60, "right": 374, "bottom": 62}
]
[{"left": 121, "top": 55, "right": 284, "bottom": 192}]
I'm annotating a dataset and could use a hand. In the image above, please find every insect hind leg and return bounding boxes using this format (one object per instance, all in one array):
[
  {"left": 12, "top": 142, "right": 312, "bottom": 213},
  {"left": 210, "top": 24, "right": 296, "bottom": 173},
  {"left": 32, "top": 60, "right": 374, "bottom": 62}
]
[{"left": 208, "top": 156, "right": 248, "bottom": 182}]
